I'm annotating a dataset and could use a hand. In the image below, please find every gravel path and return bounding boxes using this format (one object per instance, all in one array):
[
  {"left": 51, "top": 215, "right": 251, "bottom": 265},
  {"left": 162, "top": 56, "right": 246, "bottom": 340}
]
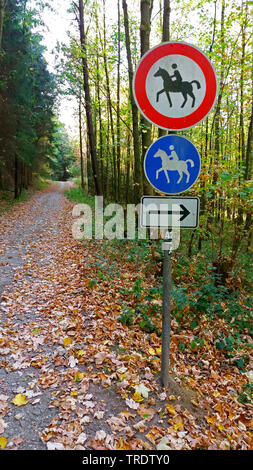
[{"left": 0, "top": 182, "right": 74, "bottom": 449}]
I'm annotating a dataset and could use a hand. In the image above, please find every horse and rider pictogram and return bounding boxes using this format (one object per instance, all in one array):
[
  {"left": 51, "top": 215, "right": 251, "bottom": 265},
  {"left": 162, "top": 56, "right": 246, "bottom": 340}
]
[
  {"left": 154, "top": 63, "right": 201, "bottom": 108},
  {"left": 144, "top": 135, "right": 201, "bottom": 195},
  {"left": 154, "top": 145, "right": 195, "bottom": 184}
]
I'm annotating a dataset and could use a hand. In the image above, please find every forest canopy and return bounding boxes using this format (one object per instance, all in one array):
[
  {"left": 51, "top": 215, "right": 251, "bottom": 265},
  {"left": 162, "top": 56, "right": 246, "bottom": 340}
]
[{"left": 0, "top": 0, "right": 74, "bottom": 196}]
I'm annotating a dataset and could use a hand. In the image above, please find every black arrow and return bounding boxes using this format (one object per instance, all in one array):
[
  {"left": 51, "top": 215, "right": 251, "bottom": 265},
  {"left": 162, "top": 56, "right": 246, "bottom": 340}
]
[{"left": 149, "top": 204, "right": 190, "bottom": 221}]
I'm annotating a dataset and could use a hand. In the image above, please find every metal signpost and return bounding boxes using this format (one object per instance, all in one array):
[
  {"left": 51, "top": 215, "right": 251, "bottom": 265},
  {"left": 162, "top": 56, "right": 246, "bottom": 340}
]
[{"left": 133, "top": 41, "right": 217, "bottom": 388}]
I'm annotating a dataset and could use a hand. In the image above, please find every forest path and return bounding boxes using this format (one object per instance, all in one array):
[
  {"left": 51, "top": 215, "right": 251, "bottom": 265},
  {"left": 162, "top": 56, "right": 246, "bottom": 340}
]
[{"left": 0, "top": 181, "right": 72, "bottom": 297}]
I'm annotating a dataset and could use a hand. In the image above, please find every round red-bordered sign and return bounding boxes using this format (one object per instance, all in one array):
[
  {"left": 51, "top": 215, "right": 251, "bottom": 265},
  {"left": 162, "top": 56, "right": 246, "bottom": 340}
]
[{"left": 133, "top": 41, "right": 218, "bottom": 130}]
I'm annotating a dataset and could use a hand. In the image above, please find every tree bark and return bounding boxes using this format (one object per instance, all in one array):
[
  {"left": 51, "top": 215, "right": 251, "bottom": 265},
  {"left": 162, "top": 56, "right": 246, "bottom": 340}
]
[
  {"left": 158, "top": 0, "right": 171, "bottom": 138},
  {"left": 102, "top": 0, "right": 117, "bottom": 199},
  {"left": 162, "top": 0, "right": 171, "bottom": 42},
  {"left": 78, "top": 0, "right": 102, "bottom": 195},
  {"left": 14, "top": 155, "right": 19, "bottom": 199},
  {"left": 122, "top": 0, "right": 142, "bottom": 203},
  {"left": 78, "top": 96, "right": 85, "bottom": 190},
  {"left": 140, "top": 0, "right": 153, "bottom": 195},
  {"left": 0, "top": 0, "right": 6, "bottom": 50},
  {"left": 116, "top": 0, "right": 121, "bottom": 201}
]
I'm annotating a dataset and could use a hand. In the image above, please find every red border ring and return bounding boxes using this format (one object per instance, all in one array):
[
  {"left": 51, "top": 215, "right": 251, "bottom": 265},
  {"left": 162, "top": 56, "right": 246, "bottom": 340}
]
[{"left": 133, "top": 42, "right": 218, "bottom": 130}]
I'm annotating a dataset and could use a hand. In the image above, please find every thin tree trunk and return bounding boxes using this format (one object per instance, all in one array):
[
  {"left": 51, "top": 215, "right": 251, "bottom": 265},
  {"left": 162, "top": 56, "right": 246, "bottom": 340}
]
[
  {"left": 245, "top": 104, "right": 253, "bottom": 181},
  {"left": 140, "top": 0, "right": 153, "bottom": 195},
  {"left": 158, "top": 0, "right": 171, "bottom": 138},
  {"left": 95, "top": 15, "right": 104, "bottom": 195},
  {"left": 116, "top": 0, "right": 121, "bottom": 201},
  {"left": 14, "top": 155, "right": 19, "bottom": 199},
  {"left": 102, "top": 0, "right": 117, "bottom": 199},
  {"left": 162, "top": 0, "right": 170, "bottom": 42},
  {"left": 122, "top": 0, "right": 142, "bottom": 203},
  {"left": 244, "top": 6, "right": 253, "bottom": 183},
  {"left": 79, "top": 97, "right": 85, "bottom": 190},
  {"left": 244, "top": 20, "right": 253, "bottom": 250},
  {"left": 78, "top": 0, "right": 102, "bottom": 195},
  {"left": 0, "top": 0, "right": 6, "bottom": 50},
  {"left": 125, "top": 133, "right": 131, "bottom": 203},
  {"left": 239, "top": 0, "right": 247, "bottom": 184}
]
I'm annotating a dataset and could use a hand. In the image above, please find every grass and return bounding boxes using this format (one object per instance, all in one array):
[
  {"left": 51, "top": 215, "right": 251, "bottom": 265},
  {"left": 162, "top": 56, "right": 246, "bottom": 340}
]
[
  {"left": 35, "top": 177, "right": 50, "bottom": 191},
  {"left": 64, "top": 186, "right": 95, "bottom": 207},
  {"left": 0, "top": 189, "right": 32, "bottom": 216},
  {"left": 0, "top": 177, "right": 51, "bottom": 216}
]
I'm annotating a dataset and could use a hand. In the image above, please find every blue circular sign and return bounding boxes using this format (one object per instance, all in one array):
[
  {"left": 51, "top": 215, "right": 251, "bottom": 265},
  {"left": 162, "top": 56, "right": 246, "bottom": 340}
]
[{"left": 144, "top": 135, "right": 201, "bottom": 195}]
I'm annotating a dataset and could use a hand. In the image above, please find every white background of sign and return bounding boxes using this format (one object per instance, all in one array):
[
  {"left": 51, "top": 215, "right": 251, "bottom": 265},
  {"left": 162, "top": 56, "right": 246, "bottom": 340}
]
[
  {"left": 141, "top": 196, "right": 199, "bottom": 229},
  {"left": 146, "top": 54, "right": 206, "bottom": 118}
]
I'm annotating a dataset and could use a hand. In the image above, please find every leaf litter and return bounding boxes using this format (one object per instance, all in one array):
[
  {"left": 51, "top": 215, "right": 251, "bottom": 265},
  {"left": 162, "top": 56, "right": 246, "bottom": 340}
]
[{"left": 0, "top": 182, "right": 252, "bottom": 450}]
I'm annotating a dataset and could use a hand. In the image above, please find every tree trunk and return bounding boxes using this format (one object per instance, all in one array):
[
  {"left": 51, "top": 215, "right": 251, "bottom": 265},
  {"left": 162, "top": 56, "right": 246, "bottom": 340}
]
[
  {"left": 14, "top": 155, "right": 19, "bottom": 199},
  {"left": 116, "top": 0, "right": 121, "bottom": 201},
  {"left": 162, "top": 0, "right": 171, "bottom": 42},
  {"left": 125, "top": 132, "right": 131, "bottom": 203},
  {"left": 0, "top": 0, "right": 6, "bottom": 50},
  {"left": 158, "top": 0, "right": 171, "bottom": 138},
  {"left": 122, "top": 0, "right": 142, "bottom": 203},
  {"left": 78, "top": 97, "right": 85, "bottom": 190},
  {"left": 245, "top": 104, "right": 253, "bottom": 181},
  {"left": 140, "top": 0, "right": 153, "bottom": 195},
  {"left": 95, "top": 15, "right": 104, "bottom": 195},
  {"left": 239, "top": 0, "right": 247, "bottom": 185},
  {"left": 102, "top": 0, "right": 117, "bottom": 199},
  {"left": 78, "top": 0, "right": 102, "bottom": 196}
]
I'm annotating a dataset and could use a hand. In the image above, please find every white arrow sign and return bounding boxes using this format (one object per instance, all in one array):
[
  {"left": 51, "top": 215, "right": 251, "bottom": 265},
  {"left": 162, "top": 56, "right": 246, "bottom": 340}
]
[{"left": 140, "top": 196, "right": 199, "bottom": 228}]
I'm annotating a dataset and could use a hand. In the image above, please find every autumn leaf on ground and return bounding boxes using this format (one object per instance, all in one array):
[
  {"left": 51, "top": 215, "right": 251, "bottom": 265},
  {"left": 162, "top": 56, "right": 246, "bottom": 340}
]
[
  {"left": 132, "top": 392, "right": 144, "bottom": 403},
  {"left": 125, "top": 398, "right": 139, "bottom": 410},
  {"left": 134, "top": 384, "right": 150, "bottom": 399},
  {"left": 12, "top": 394, "right": 28, "bottom": 407},
  {"left": 156, "top": 436, "right": 171, "bottom": 450},
  {"left": 166, "top": 404, "right": 176, "bottom": 416},
  {"left": 0, "top": 437, "right": 7, "bottom": 450},
  {"left": 63, "top": 337, "right": 72, "bottom": 347},
  {"left": 148, "top": 348, "right": 156, "bottom": 356},
  {"left": 137, "top": 404, "right": 155, "bottom": 421}
]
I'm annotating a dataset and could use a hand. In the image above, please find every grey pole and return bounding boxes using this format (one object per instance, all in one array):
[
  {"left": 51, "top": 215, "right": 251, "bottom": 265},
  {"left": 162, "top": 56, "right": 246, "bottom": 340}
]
[{"left": 161, "top": 231, "right": 173, "bottom": 388}]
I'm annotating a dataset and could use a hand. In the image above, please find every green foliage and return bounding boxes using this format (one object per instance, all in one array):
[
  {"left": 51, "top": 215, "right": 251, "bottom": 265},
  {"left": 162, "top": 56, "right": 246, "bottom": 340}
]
[
  {"left": 49, "top": 122, "right": 75, "bottom": 181},
  {"left": 0, "top": 0, "right": 57, "bottom": 193},
  {"left": 118, "top": 306, "right": 135, "bottom": 326},
  {"left": 65, "top": 187, "right": 95, "bottom": 207},
  {"left": 238, "top": 383, "right": 253, "bottom": 404}
]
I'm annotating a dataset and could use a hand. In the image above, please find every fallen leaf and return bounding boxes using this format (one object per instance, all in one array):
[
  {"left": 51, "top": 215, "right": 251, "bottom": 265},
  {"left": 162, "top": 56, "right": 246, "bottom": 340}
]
[
  {"left": 47, "top": 442, "right": 65, "bottom": 450},
  {"left": 0, "top": 418, "right": 7, "bottom": 434},
  {"left": 132, "top": 392, "right": 144, "bottom": 403},
  {"left": 148, "top": 348, "right": 156, "bottom": 356},
  {"left": 166, "top": 404, "right": 176, "bottom": 416},
  {"left": 137, "top": 404, "right": 155, "bottom": 421},
  {"left": 0, "top": 437, "right": 7, "bottom": 450},
  {"left": 63, "top": 337, "right": 72, "bottom": 347},
  {"left": 126, "top": 398, "right": 140, "bottom": 410},
  {"left": 134, "top": 384, "right": 150, "bottom": 399},
  {"left": 133, "top": 420, "right": 148, "bottom": 432},
  {"left": 156, "top": 436, "right": 171, "bottom": 450},
  {"left": 74, "top": 372, "right": 85, "bottom": 382},
  {"left": 95, "top": 430, "right": 107, "bottom": 441},
  {"left": 12, "top": 394, "right": 28, "bottom": 407},
  {"left": 77, "top": 432, "right": 87, "bottom": 444}
]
